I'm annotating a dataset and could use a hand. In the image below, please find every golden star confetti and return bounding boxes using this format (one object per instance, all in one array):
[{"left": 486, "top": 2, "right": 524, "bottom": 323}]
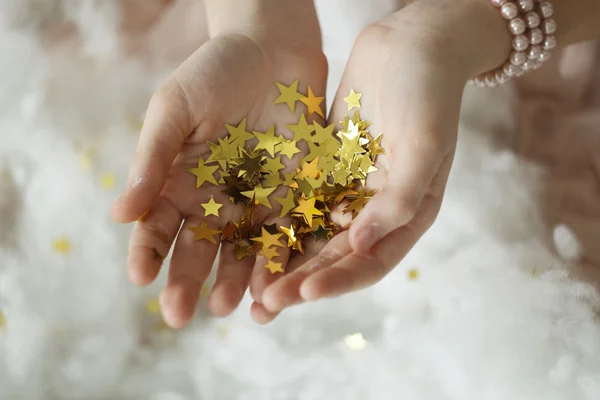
[
  {"left": 344, "top": 89, "right": 362, "bottom": 111},
  {"left": 300, "top": 86, "right": 325, "bottom": 118},
  {"left": 274, "top": 80, "right": 303, "bottom": 112},
  {"left": 52, "top": 237, "right": 71, "bottom": 254},
  {"left": 265, "top": 260, "right": 284, "bottom": 274},
  {"left": 189, "top": 222, "right": 220, "bottom": 244},
  {"left": 184, "top": 86, "right": 385, "bottom": 272},
  {"left": 201, "top": 197, "right": 223, "bottom": 217},
  {"left": 187, "top": 156, "right": 219, "bottom": 187},
  {"left": 344, "top": 332, "right": 367, "bottom": 351}
]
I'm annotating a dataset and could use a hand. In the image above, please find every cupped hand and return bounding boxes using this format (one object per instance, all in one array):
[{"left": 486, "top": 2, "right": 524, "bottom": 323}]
[
  {"left": 261, "top": 0, "right": 506, "bottom": 314},
  {"left": 111, "top": 33, "right": 327, "bottom": 328}
]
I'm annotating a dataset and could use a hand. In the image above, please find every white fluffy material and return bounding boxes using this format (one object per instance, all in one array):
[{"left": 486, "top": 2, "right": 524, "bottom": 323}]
[{"left": 1, "top": 1, "right": 600, "bottom": 399}]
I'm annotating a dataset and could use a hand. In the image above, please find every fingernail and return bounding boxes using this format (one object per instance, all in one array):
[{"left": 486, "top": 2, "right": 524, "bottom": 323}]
[{"left": 354, "top": 222, "right": 382, "bottom": 251}]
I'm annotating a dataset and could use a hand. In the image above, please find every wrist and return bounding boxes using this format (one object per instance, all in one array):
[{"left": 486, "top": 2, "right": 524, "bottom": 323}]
[{"left": 203, "top": 0, "right": 323, "bottom": 56}]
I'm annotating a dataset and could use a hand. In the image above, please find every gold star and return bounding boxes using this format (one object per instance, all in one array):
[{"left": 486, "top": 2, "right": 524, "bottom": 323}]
[
  {"left": 251, "top": 226, "right": 285, "bottom": 249},
  {"left": 264, "top": 260, "right": 284, "bottom": 274},
  {"left": 287, "top": 114, "right": 315, "bottom": 143},
  {"left": 189, "top": 221, "right": 221, "bottom": 244},
  {"left": 278, "top": 140, "right": 301, "bottom": 160},
  {"left": 263, "top": 156, "right": 284, "bottom": 175},
  {"left": 241, "top": 184, "right": 276, "bottom": 209},
  {"left": 52, "top": 237, "right": 71, "bottom": 254},
  {"left": 282, "top": 171, "right": 297, "bottom": 186},
  {"left": 312, "top": 122, "right": 335, "bottom": 144},
  {"left": 292, "top": 197, "right": 323, "bottom": 226},
  {"left": 201, "top": 197, "right": 223, "bottom": 217},
  {"left": 296, "top": 157, "right": 320, "bottom": 180},
  {"left": 225, "top": 118, "right": 254, "bottom": 145},
  {"left": 313, "top": 225, "right": 332, "bottom": 241},
  {"left": 253, "top": 125, "right": 281, "bottom": 157},
  {"left": 274, "top": 188, "right": 297, "bottom": 218},
  {"left": 259, "top": 246, "right": 279, "bottom": 260},
  {"left": 281, "top": 225, "right": 303, "bottom": 253},
  {"left": 299, "top": 86, "right": 325, "bottom": 118},
  {"left": 344, "top": 89, "right": 362, "bottom": 111},
  {"left": 366, "top": 133, "right": 385, "bottom": 159},
  {"left": 343, "top": 189, "right": 373, "bottom": 218},
  {"left": 274, "top": 80, "right": 303, "bottom": 112},
  {"left": 306, "top": 140, "right": 329, "bottom": 162},
  {"left": 263, "top": 172, "right": 283, "bottom": 188},
  {"left": 187, "top": 156, "right": 219, "bottom": 187}
]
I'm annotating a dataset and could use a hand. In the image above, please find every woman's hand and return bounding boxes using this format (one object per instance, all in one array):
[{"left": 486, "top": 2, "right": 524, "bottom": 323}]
[
  {"left": 111, "top": 1, "right": 327, "bottom": 328},
  {"left": 261, "top": 0, "right": 513, "bottom": 314}
]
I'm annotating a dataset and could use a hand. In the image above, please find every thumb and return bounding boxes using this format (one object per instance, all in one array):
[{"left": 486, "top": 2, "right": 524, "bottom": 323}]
[{"left": 111, "top": 79, "right": 193, "bottom": 223}]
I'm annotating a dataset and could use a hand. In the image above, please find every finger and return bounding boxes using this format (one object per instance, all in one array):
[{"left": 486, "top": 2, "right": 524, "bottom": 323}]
[
  {"left": 208, "top": 242, "right": 254, "bottom": 317},
  {"left": 127, "top": 195, "right": 183, "bottom": 286},
  {"left": 110, "top": 77, "right": 195, "bottom": 223},
  {"left": 249, "top": 243, "right": 291, "bottom": 305},
  {"left": 300, "top": 158, "right": 452, "bottom": 301},
  {"left": 250, "top": 302, "right": 279, "bottom": 325},
  {"left": 261, "top": 230, "right": 351, "bottom": 313},
  {"left": 300, "top": 194, "right": 441, "bottom": 301},
  {"left": 160, "top": 218, "right": 220, "bottom": 329}
]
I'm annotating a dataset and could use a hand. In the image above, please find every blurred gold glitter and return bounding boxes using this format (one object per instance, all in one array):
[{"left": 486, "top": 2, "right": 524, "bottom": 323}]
[
  {"left": 344, "top": 333, "right": 367, "bottom": 351},
  {"left": 79, "top": 151, "right": 94, "bottom": 170},
  {"left": 217, "top": 325, "right": 229, "bottom": 338},
  {"left": 101, "top": 173, "right": 116, "bottom": 190},
  {"left": 200, "top": 284, "right": 211, "bottom": 299},
  {"left": 146, "top": 298, "right": 161, "bottom": 314},
  {"left": 52, "top": 237, "right": 71, "bottom": 254},
  {"left": 0, "top": 310, "right": 5, "bottom": 330},
  {"left": 408, "top": 268, "right": 419, "bottom": 281}
]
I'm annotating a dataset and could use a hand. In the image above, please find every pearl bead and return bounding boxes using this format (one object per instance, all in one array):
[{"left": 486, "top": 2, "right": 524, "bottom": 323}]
[
  {"left": 485, "top": 72, "right": 498, "bottom": 87},
  {"left": 542, "top": 18, "right": 557, "bottom": 34},
  {"left": 491, "top": 0, "right": 508, "bottom": 6},
  {"left": 501, "top": 3, "right": 519, "bottom": 20},
  {"left": 527, "top": 45, "right": 543, "bottom": 59},
  {"left": 538, "top": 51, "right": 552, "bottom": 62},
  {"left": 503, "top": 62, "right": 522, "bottom": 77},
  {"left": 529, "top": 28, "right": 544, "bottom": 45},
  {"left": 510, "top": 51, "right": 527, "bottom": 65},
  {"left": 513, "top": 35, "right": 530, "bottom": 51},
  {"left": 518, "top": 0, "right": 534, "bottom": 11},
  {"left": 542, "top": 35, "right": 557, "bottom": 50},
  {"left": 521, "top": 60, "right": 537, "bottom": 70},
  {"left": 525, "top": 12, "right": 541, "bottom": 28},
  {"left": 539, "top": 2, "right": 554, "bottom": 18},
  {"left": 495, "top": 70, "right": 510, "bottom": 84},
  {"left": 509, "top": 17, "right": 527, "bottom": 35},
  {"left": 473, "top": 76, "right": 487, "bottom": 88}
]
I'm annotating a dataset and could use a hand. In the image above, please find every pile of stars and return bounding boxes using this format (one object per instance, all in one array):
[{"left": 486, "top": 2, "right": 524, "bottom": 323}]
[{"left": 186, "top": 82, "right": 384, "bottom": 274}]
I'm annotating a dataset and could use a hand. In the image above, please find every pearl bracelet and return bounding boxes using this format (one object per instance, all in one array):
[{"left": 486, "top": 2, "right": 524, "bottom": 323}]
[{"left": 471, "top": 0, "right": 557, "bottom": 87}]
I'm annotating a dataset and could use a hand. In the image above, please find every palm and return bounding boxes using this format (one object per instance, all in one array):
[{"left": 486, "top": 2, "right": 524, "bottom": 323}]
[
  {"left": 114, "top": 34, "right": 328, "bottom": 327},
  {"left": 260, "top": 24, "right": 464, "bottom": 316}
]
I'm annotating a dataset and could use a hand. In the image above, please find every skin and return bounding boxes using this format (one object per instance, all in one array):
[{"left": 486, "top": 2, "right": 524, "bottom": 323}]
[{"left": 112, "top": 0, "right": 600, "bottom": 327}]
